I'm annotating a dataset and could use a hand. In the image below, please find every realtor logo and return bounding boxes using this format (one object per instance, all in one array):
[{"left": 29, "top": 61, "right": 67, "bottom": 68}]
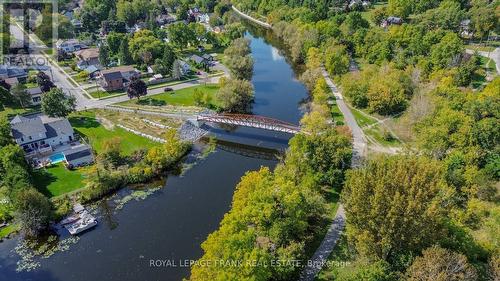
[{"left": 0, "top": 0, "right": 58, "bottom": 67}]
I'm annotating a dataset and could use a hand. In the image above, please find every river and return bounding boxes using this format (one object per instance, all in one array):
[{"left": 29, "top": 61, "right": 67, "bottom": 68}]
[{"left": 0, "top": 28, "right": 309, "bottom": 281}]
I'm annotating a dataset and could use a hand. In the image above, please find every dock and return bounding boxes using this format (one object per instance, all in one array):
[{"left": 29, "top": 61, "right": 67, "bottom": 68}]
[{"left": 62, "top": 204, "right": 98, "bottom": 235}]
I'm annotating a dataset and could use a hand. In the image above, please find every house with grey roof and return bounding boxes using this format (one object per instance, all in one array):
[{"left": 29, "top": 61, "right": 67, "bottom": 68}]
[
  {"left": 0, "top": 65, "right": 28, "bottom": 83},
  {"left": 10, "top": 115, "right": 76, "bottom": 154},
  {"left": 27, "top": 87, "right": 43, "bottom": 105}
]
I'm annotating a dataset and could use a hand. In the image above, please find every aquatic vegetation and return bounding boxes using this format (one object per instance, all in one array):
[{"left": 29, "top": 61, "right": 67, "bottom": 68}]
[
  {"left": 114, "top": 187, "right": 162, "bottom": 210},
  {"left": 14, "top": 235, "right": 80, "bottom": 272}
]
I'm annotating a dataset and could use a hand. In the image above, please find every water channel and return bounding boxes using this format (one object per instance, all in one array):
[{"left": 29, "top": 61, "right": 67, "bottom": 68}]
[{"left": 0, "top": 26, "right": 309, "bottom": 281}]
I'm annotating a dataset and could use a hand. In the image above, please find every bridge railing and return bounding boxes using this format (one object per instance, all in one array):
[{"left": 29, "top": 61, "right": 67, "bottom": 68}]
[{"left": 197, "top": 114, "right": 301, "bottom": 134}]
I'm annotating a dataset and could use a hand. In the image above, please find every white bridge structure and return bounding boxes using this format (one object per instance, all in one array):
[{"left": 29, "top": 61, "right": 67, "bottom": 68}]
[{"left": 196, "top": 113, "right": 301, "bottom": 134}]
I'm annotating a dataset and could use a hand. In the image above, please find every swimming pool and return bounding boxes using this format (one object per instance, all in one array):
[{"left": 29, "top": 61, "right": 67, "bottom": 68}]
[{"left": 49, "top": 152, "right": 65, "bottom": 164}]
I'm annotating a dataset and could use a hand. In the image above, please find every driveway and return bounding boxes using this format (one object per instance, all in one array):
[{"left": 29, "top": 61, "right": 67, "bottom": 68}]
[{"left": 466, "top": 47, "right": 500, "bottom": 75}]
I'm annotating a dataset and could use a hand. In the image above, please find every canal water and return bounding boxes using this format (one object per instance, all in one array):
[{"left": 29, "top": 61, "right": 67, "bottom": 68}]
[{"left": 0, "top": 28, "right": 309, "bottom": 281}]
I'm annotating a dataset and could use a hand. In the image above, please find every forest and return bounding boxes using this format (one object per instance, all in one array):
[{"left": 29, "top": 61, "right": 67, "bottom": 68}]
[{"left": 189, "top": 0, "right": 500, "bottom": 280}]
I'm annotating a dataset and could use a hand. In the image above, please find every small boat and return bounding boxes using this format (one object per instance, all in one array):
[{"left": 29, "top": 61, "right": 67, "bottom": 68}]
[
  {"left": 60, "top": 213, "right": 81, "bottom": 225},
  {"left": 65, "top": 213, "right": 97, "bottom": 235}
]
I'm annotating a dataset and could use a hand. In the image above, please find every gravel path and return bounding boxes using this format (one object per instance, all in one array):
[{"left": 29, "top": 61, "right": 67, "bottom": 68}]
[{"left": 297, "top": 68, "right": 367, "bottom": 281}]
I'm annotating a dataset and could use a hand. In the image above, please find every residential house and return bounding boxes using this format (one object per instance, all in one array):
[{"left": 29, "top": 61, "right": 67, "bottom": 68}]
[
  {"left": 56, "top": 39, "right": 88, "bottom": 53},
  {"left": 99, "top": 71, "right": 124, "bottom": 91},
  {"left": 0, "top": 65, "right": 28, "bottom": 83},
  {"left": 381, "top": 16, "right": 403, "bottom": 28},
  {"left": 27, "top": 87, "right": 43, "bottom": 105},
  {"left": 75, "top": 48, "right": 100, "bottom": 69},
  {"left": 83, "top": 65, "right": 100, "bottom": 78},
  {"left": 4, "top": 77, "right": 19, "bottom": 88},
  {"left": 202, "top": 54, "right": 214, "bottom": 62},
  {"left": 197, "top": 13, "right": 210, "bottom": 24},
  {"left": 189, "top": 54, "right": 208, "bottom": 67},
  {"left": 98, "top": 66, "right": 140, "bottom": 91},
  {"left": 10, "top": 115, "right": 76, "bottom": 154},
  {"left": 179, "top": 60, "right": 191, "bottom": 76},
  {"left": 156, "top": 13, "right": 176, "bottom": 25},
  {"left": 460, "top": 19, "right": 473, "bottom": 37},
  {"left": 71, "top": 19, "right": 83, "bottom": 29}
]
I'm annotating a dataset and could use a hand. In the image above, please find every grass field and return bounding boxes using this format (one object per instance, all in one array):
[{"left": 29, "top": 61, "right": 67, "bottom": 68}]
[
  {"left": 33, "top": 163, "right": 86, "bottom": 197},
  {"left": 0, "top": 104, "right": 41, "bottom": 119},
  {"left": 331, "top": 100, "right": 345, "bottom": 126},
  {"left": 69, "top": 111, "right": 158, "bottom": 155},
  {"left": 0, "top": 224, "right": 18, "bottom": 239},
  {"left": 349, "top": 106, "right": 378, "bottom": 127},
  {"left": 118, "top": 84, "right": 220, "bottom": 107}
]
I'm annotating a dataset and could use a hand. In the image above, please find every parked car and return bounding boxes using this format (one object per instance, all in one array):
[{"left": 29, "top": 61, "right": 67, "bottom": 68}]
[{"left": 164, "top": 87, "right": 173, "bottom": 92}]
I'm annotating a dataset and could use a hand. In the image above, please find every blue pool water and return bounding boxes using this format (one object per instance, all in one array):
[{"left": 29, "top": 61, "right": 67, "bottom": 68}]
[{"left": 49, "top": 152, "right": 65, "bottom": 163}]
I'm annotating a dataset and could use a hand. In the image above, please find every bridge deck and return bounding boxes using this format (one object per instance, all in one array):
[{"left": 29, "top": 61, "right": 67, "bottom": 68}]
[{"left": 197, "top": 114, "right": 301, "bottom": 134}]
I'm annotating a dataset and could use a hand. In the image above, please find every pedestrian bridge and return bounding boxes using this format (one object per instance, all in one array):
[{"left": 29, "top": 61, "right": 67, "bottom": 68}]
[{"left": 196, "top": 113, "right": 301, "bottom": 134}]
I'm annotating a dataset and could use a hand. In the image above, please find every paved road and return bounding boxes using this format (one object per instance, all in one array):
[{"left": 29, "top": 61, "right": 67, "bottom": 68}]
[
  {"left": 10, "top": 20, "right": 228, "bottom": 111},
  {"left": 232, "top": 5, "right": 272, "bottom": 29},
  {"left": 466, "top": 47, "right": 500, "bottom": 75},
  {"left": 297, "top": 68, "right": 367, "bottom": 281}
]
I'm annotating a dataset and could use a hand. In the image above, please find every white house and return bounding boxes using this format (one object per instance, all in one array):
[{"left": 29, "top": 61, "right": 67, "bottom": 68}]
[
  {"left": 197, "top": 13, "right": 210, "bottom": 24},
  {"left": 10, "top": 115, "right": 75, "bottom": 153},
  {"left": 56, "top": 39, "right": 88, "bottom": 53}
]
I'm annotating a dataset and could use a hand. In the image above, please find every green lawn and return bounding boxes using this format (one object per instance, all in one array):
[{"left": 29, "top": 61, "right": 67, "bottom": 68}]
[
  {"left": 365, "top": 125, "right": 401, "bottom": 146},
  {"left": 0, "top": 224, "right": 18, "bottom": 239},
  {"left": 466, "top": 44, "right": 496, "bottom": 52},
  {"left": 118, "top": 84, "right": 220, "bottom": 107},
  {"left": 33, "top": 163, "right": 86, "bottom": 197},
  {"left": 330, "top": 100, "right": 345, "bottom": 126},
  {"left": 0, "top": 104, "right": 41, "bottom": 119},
  {"left": 360, "top": 1, "right": 388, "bottom": 25},
  {"left": 349, "top": 106, "right": 378, "bottom": 127},
  {"left": 69, "top": 111, "right": 157, "bottom": 155}
]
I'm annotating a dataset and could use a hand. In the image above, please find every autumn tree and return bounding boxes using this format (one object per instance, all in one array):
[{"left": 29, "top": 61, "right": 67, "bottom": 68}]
[
  {"left": 342, "top": 155, "right": 452, "bottom": 262},
  {"left": 406, "top": 246, "right": 477, "bottom": 281}
]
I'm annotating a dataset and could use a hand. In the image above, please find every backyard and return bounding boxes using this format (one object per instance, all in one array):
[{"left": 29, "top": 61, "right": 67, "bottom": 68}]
[
  {"left": 33, "top": 163, "right": 87, "bottom": 197},
  {"left": 69, "top": 111, "right": 158, "bottom": 155}
]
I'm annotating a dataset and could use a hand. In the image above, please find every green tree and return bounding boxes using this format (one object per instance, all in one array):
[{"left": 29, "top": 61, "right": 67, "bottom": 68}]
[
  {"left": 325, "top": 44, "right": 350, "bottom": 76},
  {"left": 342, "top": 155, "right": 452, "bottom": 262},
  {"left": 224, "top": 38, "right": 254, "bottom": 80},
  {"left": 388, "top": 0, "right": 414, "bottom": 19},
  {"left": 107, "top": 32, "right": 126, "bottom": 55},
  {"left": 470, "top": 0, "right": 497, "bottom": 40},
  {"left": 167, "top": 22, "right": 197, "bottom": 50},
  {"left": 14, "top": 188, "right": 52, "bottom": 237},
  {"left": 99, "top": 44, "right": 110, "bottom": 67},
  {"left": 153, "top": 45, "right": 176, "bottom": 76},
  {"left": 41, "top": 88, "right": 76, "bottom": 117},
  {"left": 0, "top": 116, "right": 13, "bottom": 147},
  {"left": 11, "top": 84, "right": 31, "bottom": 108},
  {"left": 215, "top": 78, "right": 254, "bottom": 113},
  {"left": 128, "top": 29, "right": 164, "bottom": 64},
  {"left": 118, "top": 37, "right": 133, "bottom": 65},
  {"left": 430, "top": 32, "right": 463, "bottom": 70},
  {"left": 172, "top": 60, "right": 183, "bottom": 80},
  {"left": 406, "top": 246, "right": 477, "bottom": 281},
  {"left": 99, "top": 137, "right": 122, "bottom": 167}
]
